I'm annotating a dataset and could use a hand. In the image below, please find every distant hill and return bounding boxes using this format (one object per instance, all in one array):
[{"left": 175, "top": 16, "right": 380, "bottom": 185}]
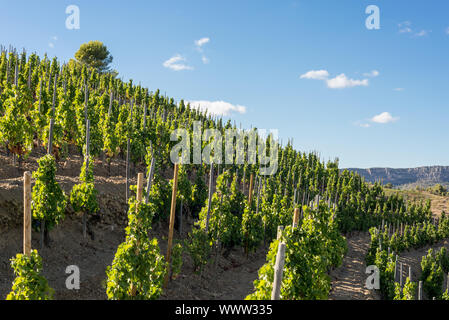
[{"left": 345, "top": 166, "right": 449, "bottom": 188}]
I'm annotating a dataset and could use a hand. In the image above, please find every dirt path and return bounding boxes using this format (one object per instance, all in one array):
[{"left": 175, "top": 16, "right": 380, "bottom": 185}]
[
  {"left": 329, "top": 232, "right": 380, "bottom": 300},
  {"left": 396, "top": 239, "right": 449, "bottom": 300},
  {"left": 162, "top": 247, "right": 267, "bottom": 300}
]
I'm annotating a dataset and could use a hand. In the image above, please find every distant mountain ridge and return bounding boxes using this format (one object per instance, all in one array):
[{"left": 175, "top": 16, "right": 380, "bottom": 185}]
[{"left": 345, "top": 166, "right": 449, "bottom": 188}]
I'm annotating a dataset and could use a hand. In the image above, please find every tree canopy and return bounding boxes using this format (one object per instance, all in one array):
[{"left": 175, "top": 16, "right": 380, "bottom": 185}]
[{"left": 75, "top": 41, "right": 113, "bottom": 72}]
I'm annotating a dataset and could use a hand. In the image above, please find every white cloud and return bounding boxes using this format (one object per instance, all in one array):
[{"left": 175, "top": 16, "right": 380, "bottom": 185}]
[
  {"left": 371, "top": 112, "right": 399, "bottom": 124},
  {"left": 398, "top": 21, "right": 412, "bottom": 33},
  {"left": 300, "top": 70, "right": 329, "bottom": 80},
  {"left": 194, "top": 37, "right": 211, "bottom": 64},
  {"left": 187, "top": 100, "right": 247, "bottom": 116},
  {"left": 359, "top": 123, "right": 371, "bottom": 128},
  {"left": 446, "top": 27, "right": 449, "bottom": 35},
  {"left": 195, "top": 37, "right": 210, "bottom": 48},
  {"left": 300, "top": 70, "right": 370, "bottom": 89},
  {"left": 52, "top": 36, "right": 58, "bottom": 41},
  {"left": 363, "top": 70, "right": 379, "bottom": 78},
  {"left": 394, "top": 88, "right": 404, "bottom": 91},
  {"left": 398, "top": 21, "right": 430, "bottom": 37},
  {"left": 48, "top": 42, "right": 54, "bottom": 48},
  {"left": 163, "top": 54, "right": 194, "bottom": 71},
  {"left": 414, "top": 30, "right": 429, "bottom": 37},
  {"left": 326, "top": 74, "right": 369, "bottom": 89}
]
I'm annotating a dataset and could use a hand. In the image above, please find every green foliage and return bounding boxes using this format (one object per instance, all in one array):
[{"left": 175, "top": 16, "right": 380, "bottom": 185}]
[
  {"left": 442, "top": 289, "right": 449, "bottom": 300},
  {"left": 198, "top": 171, "right": 242, "bottom": 249},
  {"left": 393, "top": 278, "right": 416, "bottom": 300},
  {"left": 70, "top": 182, "right": 98, "bottom": 214},
  {"left": 427, "top": 184, "right": 448, "bottom": 196},
  {"left": 6, "top": 250, "right": 54, "bottom": 300},
  {"left": 149, "top": 173, "right": 171, "bottom": 222},
  {"left": 1, "top": 48, "right": 442, "bottom": 302},
  {"left": 106, "top": 195, "right": 166, "bottom": 300},
  {"left": 75, "top": 41, "right": 113, "bottom": 73},
  {"left": 420, "top": 248, "right": 446, "bottom": 299},
  {"left": 246, "top": 204, "right": 346, "bottom": 300},
  {"left": 125, "top": 195, "right": 155, "bottom": 239},
  {"left": 105, "top": 235, "right": 166, "bottom": 300},
  {"left": 184, "top": 227, "right": 211, "bottom": 274},
  {"left": 0, "top": 86, "right": 33, "bottom": 159},
  {"left": 191, "top": 166, "right": 208, "bottom": 218},
  {"left": 373, "top": 248, "right": 396, "bottom": 299},
  {"left": 241, "top": 202, "right": 264, "bottom": 253},
  {"left": 70, "top": 158, "right": 98, "bottom": 215},
  {"left": 171, "top": 242, "right": 183, "bottom": 279},
  {"left": 32, "top": 154, "right": 67, "bottom": 231}
]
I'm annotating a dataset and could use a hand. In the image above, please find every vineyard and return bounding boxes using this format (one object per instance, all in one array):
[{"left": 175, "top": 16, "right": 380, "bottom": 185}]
[{"left": 1, "top": 47, "right": 449, "bottom": 301}]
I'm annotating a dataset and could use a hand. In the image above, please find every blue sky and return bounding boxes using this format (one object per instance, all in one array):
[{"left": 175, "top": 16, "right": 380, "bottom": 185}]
[{"left": 1, "top": 0, "right": 449, "bottom": 168}]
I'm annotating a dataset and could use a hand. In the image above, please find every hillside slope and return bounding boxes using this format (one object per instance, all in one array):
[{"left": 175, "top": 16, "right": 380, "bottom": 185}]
[{"left": 346, "top": 166, "right": 449, "bottom": 188}]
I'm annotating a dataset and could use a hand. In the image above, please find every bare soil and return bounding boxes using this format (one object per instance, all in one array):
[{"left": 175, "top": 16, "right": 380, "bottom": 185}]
[
  {"left": 0, "top": 147, "right": 266, "bottom": 300},
  {"left": 396, "top": 239, "right": 449, "bottom": 300},
  {"left": 329, "top": 232, "right": 380, "bottom": 300},
  {"left": 329, "top": 231, "right": 449, "bottom": 300}
]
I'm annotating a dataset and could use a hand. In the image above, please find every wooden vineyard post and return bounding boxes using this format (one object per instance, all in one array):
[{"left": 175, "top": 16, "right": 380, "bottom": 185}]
[
  {"left": 418, "top": 281, "right": 423, "bottom": 300},
  {"left": 145, "top": 157, "right": 155, "bottom": 204},
  {"left": 256, "top": 177, "right": 261, "bottom": 214},
  {"left": 85, "top": 119, "right": 90, "bottom": 169},
  {"left": 6, "top": 54, "right": 9, "bottom": 84},
  {"left": 84, "top": 81, "right": 88, "bottom": 124},
  {"left": 38, "top": 80, "right": 43, "bottom": 113},
  {"left": 108, "top": 92, "right": 113, "bottom": 118},
  {"left": 243, "top": 173, "right": 255, "bottom": 256},
  {"left": 14, "top": 62, "right": 18, "bottom": 86},
  {"left": 164, "top": 163, "right": 179, "bottom": 288},
  {"left": 205, "top": 163, "right": 214, "bottom": 232},
  {"left": 178, "top": 199, "right": 183, "bottom": 236},
  {"left": 394, "top": 256, "right": 398, "bottom": 282},
  {"left": 83, "top": 120, "right": 90, "bottom": 239},
  {"left": 23, "top": 172, "right": 32, "bottom": 256},
  {"left": 271, "top": 242, "right": 286, "bottom": 300},
  {"left": 242, "top": 168, "right": 246, "bottom": 195},
  {"left": 126, "top": 138, "right": 130, "bottom": 204},
  {"left": 277, "top": 226, "right": 284, "bottom": 240},
  {"left": 447, "top": 272, "right": 449, "bottom": 293},
  {"left": 51, "top": 74, "right": 57, "bottom": 116},
  {"left": 41, "top": 119, "right": 55, "bottom": 248},
  {"left": 143, "top": 103, "right": 147, "bottom": 131},
  {"left": 128, "top": 174, "right": 145, "bottom": 298},
  {"left": 292, "top": 208, "right": 300, "bottom": 229},
  {"left": 136, "top": 173, "right": 144, "bottom": 202},
  {"left": 248, "top": 173, "right": 254, "bottom": 206},
  {"left": 27, "top": 63, "right": 31, "bottom": 89},
  {"left": 47, "top": 119, "right": 54, "bottom": 155}
]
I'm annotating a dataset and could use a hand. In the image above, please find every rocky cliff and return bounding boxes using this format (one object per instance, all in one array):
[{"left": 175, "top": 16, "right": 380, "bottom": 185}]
[{"left": 345, "top": 166, "right": 449, "bottom": 188}]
